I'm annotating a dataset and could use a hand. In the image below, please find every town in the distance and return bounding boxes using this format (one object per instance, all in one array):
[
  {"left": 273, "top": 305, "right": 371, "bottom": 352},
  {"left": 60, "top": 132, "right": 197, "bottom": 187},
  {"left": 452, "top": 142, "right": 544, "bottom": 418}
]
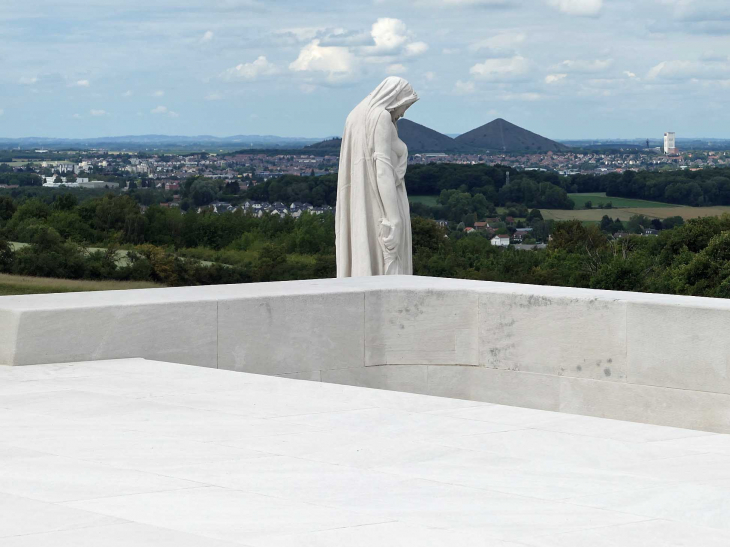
[{"left": 3, "top": 114, "right": 730, "bottom": 298}]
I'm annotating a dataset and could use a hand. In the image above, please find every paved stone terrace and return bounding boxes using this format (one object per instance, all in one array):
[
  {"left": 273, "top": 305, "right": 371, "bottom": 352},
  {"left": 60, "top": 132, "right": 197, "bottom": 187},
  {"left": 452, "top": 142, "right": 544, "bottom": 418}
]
[{"left": 1, "top": 359, "right": 730, "bottom": 546}]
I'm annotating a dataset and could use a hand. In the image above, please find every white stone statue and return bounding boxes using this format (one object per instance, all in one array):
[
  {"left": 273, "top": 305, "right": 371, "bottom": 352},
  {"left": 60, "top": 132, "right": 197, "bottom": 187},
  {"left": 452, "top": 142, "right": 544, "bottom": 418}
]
[{"left": 335, "top": 77, "right": 418, "bottom": 277}]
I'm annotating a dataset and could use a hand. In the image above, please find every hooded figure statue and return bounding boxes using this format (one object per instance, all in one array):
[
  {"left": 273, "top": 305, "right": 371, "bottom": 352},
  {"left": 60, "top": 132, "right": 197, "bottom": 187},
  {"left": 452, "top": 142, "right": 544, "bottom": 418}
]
[{"left": 335, "top": 77, "right": 418, "bottom": 277}]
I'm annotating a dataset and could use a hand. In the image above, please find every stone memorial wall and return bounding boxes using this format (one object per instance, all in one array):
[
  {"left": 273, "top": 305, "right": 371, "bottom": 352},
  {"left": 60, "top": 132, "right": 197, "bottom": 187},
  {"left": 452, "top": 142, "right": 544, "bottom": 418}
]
[{"left": 2, "top": 276, "right": 729, "bottom": 432}]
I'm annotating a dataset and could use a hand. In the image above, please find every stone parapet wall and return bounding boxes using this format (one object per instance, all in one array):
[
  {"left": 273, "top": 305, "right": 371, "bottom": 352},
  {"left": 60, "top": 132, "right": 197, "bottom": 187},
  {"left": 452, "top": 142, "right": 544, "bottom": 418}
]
[{"left": 2, "top": 276, "right": 729, "bottom": 432}]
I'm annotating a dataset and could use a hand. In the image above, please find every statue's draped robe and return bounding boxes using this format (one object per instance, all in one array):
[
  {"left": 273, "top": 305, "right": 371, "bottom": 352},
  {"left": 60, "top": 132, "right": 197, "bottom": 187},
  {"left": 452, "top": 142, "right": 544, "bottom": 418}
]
[{"left": 335, "top": 77, "right": 417, "bottom": 277}]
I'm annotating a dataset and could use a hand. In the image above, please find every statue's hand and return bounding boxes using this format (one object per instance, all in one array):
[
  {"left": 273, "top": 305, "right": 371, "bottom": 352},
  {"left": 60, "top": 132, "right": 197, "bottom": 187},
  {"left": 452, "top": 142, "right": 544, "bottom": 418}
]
[{"left": 380, "top": 218, "right": 401, "bottom": 252}]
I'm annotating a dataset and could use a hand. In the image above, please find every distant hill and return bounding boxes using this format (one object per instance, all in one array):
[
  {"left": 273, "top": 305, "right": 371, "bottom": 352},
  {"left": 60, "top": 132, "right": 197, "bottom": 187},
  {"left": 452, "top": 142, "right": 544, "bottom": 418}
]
[
  {"left": 304, "top": 137, "right": 342, "bottom": 152},
  {"left": 455, "top": 118, "right": 568, "bottom": 153},
  {"left": 0, "top": 134, "right": 324, "bottom": 151},
  {"left": 305, "top": 119, "right": 470, "bottom": 154},
  {"left": 397, "top": 119, "right": 468, "bottom": 153}
]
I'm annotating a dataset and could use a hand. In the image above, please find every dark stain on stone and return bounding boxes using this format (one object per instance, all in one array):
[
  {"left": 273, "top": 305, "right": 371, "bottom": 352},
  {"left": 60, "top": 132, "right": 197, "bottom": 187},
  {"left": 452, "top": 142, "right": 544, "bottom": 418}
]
[
  {"left": 607, "top": 358, "right": 613, "bottom": 364},
  {"left": 604, "top": 368, "right": 611, "bottom": 377},
  {"left": 577, "top": 365, "right": 582, "bottom": 371}
]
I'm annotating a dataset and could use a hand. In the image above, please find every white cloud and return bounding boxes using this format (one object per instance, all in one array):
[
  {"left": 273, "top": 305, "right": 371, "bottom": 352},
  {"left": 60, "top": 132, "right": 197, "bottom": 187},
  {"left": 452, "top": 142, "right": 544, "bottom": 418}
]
[
  {"left": 89, "top": 109, "right": 107, "bottom": 116},
  {"left": 275, "top": 27, "right": 324, "bottom": 44},
  {"left": 122, "top": 90, "right": 133, "bottom": 97},
  {"left": 370, "top": 18, "right": 409, "bottom": 52},
  {"left": 547, "top": 0, "right": 603, "bottom": 17},
  {"left": 362, "top": 18, "right": 428, "bottom": 58},
  {"left": 205, "top": 92, "right": 223, "bottom": 101},
  {"left": 75, "top": 79, "right": 90, "bottom": 87},
  {"left": 424, "top": 71, "right": 436, "bottom": 81},
  {"left": 0, "top": 109, "right": 4, "bottom": 116},
  {"left": 545, "top": 73, "right": 567, "bottom": 84},
  {"left": 290, "top": 41, "right": 354, "bottom": 74},
  {"left": 386, "top": 63, "right": 407, "bottom": 74},
  {"left": 153, "top": 90, "right": 165, "bottom": 97},
  {"left": 224, "top": 56, "right": 280, "bottom": 80},
  {"left": 454, "top": 80, "right": 476, "bottom": 94},
  {"left": 201, "top": 30, "right": 214, "bottom": 43},
  {"left": 554, "top": 59, "right": 613, "bottom": 73},
  {"left": 624, "top": 70, "right": 636, "bottom": 78},
  {"left": 19, "top": 76, "right": 38, "bottom": 85},
  {"left": 405, "top": 41, "right": 429, "bottom": 56},
  {"left": 151, "top": 105, "right": 179, "bottom": 117},
  {"left": 442, "top": 48, "right": 460, "bottom": 55},
  {"left": 73, "top": 113, "right": 81, "bottom": 119},
  {"left": 470, "top": 55, "right": 529, "bottom": 81},
  {"left": 646, "top": 59, "right": 730, "bottom": 81}
]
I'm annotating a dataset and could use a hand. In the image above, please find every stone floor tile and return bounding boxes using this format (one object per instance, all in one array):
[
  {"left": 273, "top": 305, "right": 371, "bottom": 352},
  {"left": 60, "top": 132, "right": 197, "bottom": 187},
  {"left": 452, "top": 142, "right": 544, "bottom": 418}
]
[
  {"left": 0, "top": 522, "right": 243, "bottom": 547},
  {"left": 0, "top": 491, "right": 122, "bottom": 538},
  {"left": 520, "top": 519, "right": 730, "bottom": 547},
  {"left": 0, "top": 453, "right": 198, "bottom": 503},
  {"left": 65, "top": 487, "right": 389, "bottom": 544}
]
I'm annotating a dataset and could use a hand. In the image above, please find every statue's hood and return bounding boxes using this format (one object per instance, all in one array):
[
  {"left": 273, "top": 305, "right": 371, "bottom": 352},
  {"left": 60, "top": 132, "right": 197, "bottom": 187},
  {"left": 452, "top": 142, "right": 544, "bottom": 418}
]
[{"left": 367, "top": 77, "right": 419, "bottom": 114}]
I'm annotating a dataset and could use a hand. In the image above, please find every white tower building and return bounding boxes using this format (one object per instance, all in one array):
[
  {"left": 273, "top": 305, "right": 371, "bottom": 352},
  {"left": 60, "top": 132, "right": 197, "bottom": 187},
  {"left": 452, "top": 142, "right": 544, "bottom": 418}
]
[{"left": 664, "top": 132, "right": 676, "bottom": 154}]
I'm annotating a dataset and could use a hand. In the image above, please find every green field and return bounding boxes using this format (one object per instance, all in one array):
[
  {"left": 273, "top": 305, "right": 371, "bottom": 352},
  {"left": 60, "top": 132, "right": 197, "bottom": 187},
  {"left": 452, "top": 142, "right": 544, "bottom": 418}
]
[
  {"left": 568, "top": 193, "right": 676, "bottom": 209},
  {"left": 0, "top": 273, "right": 162, "bottom": 296},
  {"left": 543, "top": 206, "right": 730, "bottom": 222},
  {"left": 408, "top": 195, "right": 439, "bottom": 206}
]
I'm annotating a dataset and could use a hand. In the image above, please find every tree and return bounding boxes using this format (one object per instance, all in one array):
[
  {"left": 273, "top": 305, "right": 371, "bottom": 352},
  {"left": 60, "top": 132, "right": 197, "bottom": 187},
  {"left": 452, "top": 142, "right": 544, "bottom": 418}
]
[
  {"left": 52, "top": 193, "right": 78, "bottom": 211},
  {"left": 600, "top": 215, "right": 613, "bottom": 232},
  {"left": 527, "top": 209, "right": 543, "bottom": 221},
  {"left": 0, "top": 196, "right": 17, "bottom": 223},
  {"left": 662, "top": 216, "right": 684, "bottom": 230},
  {"left": 626, "top": 214, "right": 651, "bottom": 234},
  {"left": 550, "top": 220, "right": 608, "bottom": 275},
  {"left": 0, "top": 238, "right": 13, "bottom": 271},
  {"left": 190, "top": 179, "right": 219, "bottom": 206},
  {"left": 584, "top": 200, "right": 593, "bottom": 209}
]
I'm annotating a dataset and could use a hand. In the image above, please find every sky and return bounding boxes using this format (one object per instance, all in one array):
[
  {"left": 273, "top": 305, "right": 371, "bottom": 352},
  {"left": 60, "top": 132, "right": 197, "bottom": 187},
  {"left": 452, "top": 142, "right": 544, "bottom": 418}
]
[{"left": 2, "top": 0, "right": 730, "bottom": 140}]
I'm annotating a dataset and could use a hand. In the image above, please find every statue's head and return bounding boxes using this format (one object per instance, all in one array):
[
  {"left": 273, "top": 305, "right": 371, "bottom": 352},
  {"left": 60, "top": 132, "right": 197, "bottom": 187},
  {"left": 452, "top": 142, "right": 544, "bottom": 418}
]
[
  {"left": 386, "top": 80, "right": 418, "bottom": 121},
  {"left": 369, "top": 77, "right": 418, "bottom": 121}
]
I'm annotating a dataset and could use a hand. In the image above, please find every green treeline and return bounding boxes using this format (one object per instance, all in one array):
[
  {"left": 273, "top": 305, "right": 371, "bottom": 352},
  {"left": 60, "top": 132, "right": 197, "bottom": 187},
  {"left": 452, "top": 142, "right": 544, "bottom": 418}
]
[
  {"left": 605, "top": 169, "right": 730, "bottom": 206},
  {"left": 0, "top": 191, "right": 730, "bottom": 298},
  {"left": 414, "top": 215, "right": 730, "bottom": 298},
  {"left": 0, "top": 172, "right": 43, "bottom": 186},
  {"left": 243, "top": 165, "right": 730, "bottom": 210},
  {"left": 0, "top": 193, "right": 336, "bottom": 286}
]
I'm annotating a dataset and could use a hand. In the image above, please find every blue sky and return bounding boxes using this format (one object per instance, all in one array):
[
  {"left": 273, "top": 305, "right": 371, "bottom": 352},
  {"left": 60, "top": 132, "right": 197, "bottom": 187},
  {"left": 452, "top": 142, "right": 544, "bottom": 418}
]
[{"left": 2, "top": 0, "right": 730, "bottom": 139}]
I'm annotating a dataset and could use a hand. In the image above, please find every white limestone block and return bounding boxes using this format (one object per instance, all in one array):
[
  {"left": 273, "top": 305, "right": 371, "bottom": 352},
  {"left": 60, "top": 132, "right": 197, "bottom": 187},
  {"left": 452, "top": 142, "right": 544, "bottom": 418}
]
[
  {"left": 559, "top": 375, "right": 730, "bottom": 433},
  {"left": 217, "top": 292, "right": 364, "bottom": 375},
  {"left": 365, "top": 289, "right": 478, "bottom": 366},
  {"left": 321, "top": 364, "right": 429, "bottom": 394},
  {"left": 479, "top": 291, "right": 627, "bottom": 381},
  {"left": 426, "top": 365, "right": 561, "bottom": 411},
  {"left": 10, "top": 300, "right": 217, "bottom": 367},
  {"left": 0, "top": 308, "right": 20, "bottom": 366},
  {"left": 627, "top": 301, "right": 730, "bottom": 393}
]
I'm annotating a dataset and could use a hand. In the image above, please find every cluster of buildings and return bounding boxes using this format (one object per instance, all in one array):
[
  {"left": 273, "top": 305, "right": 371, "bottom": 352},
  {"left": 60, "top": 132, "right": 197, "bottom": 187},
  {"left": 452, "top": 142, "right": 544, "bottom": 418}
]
[
  {"left": 411, "top": 147, "right": 729, "bottom": 175},
  {"left": 42, "top": 177, "right": 115, "bottom": 189},
  {"left": 28, "top": 151, "right": 339, "bottom": 188},
  {"left": 197, "top": 200, "right": 334, "bottom": 218}
]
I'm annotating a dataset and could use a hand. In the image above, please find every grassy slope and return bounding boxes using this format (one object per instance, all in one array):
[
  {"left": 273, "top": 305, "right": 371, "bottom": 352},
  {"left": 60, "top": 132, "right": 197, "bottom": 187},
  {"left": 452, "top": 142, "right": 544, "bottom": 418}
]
[
  {"left": 408, "top": 195, "right": 440, "bottom": 206},
  {"left": 0, "top": 273, "right": 162, "bottom": 296}
]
